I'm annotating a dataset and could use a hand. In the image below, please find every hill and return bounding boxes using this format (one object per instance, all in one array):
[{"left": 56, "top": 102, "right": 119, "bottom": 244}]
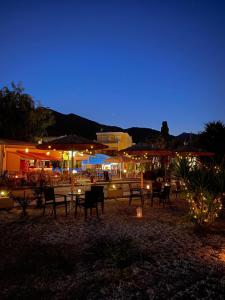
[{"left": 47, "top": 109, "right": 164, "bottom": 143}]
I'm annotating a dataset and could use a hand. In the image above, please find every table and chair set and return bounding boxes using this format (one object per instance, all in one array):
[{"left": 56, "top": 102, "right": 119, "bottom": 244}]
[
  {"left": 4, "top": 179, "right": 177, "bottom": 219},
  {"left": 129, "top": 181, "right": 171, "bottom": 208},
  {"left": 42, "top": 185, "right": 104, "bottom": 219}
]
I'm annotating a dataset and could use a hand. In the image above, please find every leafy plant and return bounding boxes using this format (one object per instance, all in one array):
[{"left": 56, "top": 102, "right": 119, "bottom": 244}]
[{"left": 173, "top": 157, "right": 223, "bottom": 227}]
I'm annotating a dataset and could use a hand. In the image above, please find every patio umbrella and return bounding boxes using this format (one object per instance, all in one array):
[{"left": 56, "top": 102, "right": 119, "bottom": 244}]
[
  {"left": 104, "top": 156, "right": 133, "bottom": 179},
  {"left": 37, "top": 134, "right": 108, "bottom": 171},
  {"left": 173, "top": 145, "right": 214, "bottom": 157},
  {"left": 120, "top": 143, "right": 173, "bottom": 187}
]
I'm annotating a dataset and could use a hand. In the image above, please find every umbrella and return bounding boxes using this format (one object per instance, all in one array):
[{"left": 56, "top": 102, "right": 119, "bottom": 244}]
[
  {"left": 121, "top": 143, "right": 173, "bottom": 157},
  {"left": 173, "top": 145, "right": 214, "bottom": 157},
  {"left": 120, "top": 143, "right": 173, "bottom": 187},
  {"left": 37, "top": 135, "right": 108, "bottom": 170},
  {"left": 104, "top": 156, "right": 133, "bottom": 163}
]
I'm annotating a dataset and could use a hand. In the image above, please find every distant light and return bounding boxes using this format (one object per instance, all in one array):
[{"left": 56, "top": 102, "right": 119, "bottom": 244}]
[
  {"left": 123, "top": 169, "right": 127, "bottom": 173},
  {"left": 25, "top": 148, "right": 29, "bottom": 153},
  {"left": 72, "top": 170, "right": 77, "bottom": 174},
  {"left": 48, "top": 145, "right": 51, "bottom": 149},
  {"left": 146, "top": 185, "right": 150, "bottom": 190},
  {"left": 0, "top": 190, "right": 6, "bottom": 196},
  {"left": 78, "top": 188, "right": 81, "bottom": 194},
  {"left": 46, "top": 152, "right": 50, "bottom": 156}
]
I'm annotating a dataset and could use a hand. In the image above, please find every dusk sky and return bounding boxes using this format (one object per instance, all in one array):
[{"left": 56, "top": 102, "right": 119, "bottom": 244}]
[{"left": 1, "top": 0, "right": 225, "bottom": 135}]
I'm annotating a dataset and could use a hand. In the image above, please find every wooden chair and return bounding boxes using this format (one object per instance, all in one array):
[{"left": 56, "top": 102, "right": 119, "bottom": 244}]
[
  {"left": 75, "top": 191, "right": 99, "bottom": 219},
  {"left": 43, "top": 186, "right": 68, "bottom": 218},
  {"left": 91, "top": 185, "right": 105, "bottom": 213}
]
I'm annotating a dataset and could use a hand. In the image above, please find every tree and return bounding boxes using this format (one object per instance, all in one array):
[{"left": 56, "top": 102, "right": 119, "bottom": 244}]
[
  {"left": 199, "top": 121, "right": 225, "bottom": 163},
  {"left": 0, "top": 82, "right": 54, "bottom": 141},
  {"left": 160, "top": 121, "right": 169, "bottom": 149}
]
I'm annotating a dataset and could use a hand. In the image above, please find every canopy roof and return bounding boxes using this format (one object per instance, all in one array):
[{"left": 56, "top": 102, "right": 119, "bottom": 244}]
[
  {"left": 37, "top": 134, "right": 108, "bottom": 151},
  {"left": 104, "top": 156, "right": 133, "bottom": 163},
  {"left": 121, "top": 143, "right": 214, "bottom": 157},
  {"left": 16, "top": 151, "right": 59, "bottom": 161},
  {"left": 121, "top": 143, "right": 173, "bottom": 157},
  {"left": 174, "top": 145, "right": 214, "bottom": 157}
]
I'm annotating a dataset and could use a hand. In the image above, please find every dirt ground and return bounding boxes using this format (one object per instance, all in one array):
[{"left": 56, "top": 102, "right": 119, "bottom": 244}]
[{"left": 0, "top": 196, "right": 225, "bottom": 300}]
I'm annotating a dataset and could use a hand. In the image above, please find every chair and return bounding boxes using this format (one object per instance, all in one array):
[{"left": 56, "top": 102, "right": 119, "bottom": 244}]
[
  {"left": 159, "top": 185, "right": 171, "bottom": 207},
  {"left": 129, "top": 187, "right": 144, "bottom": 207},
  {"left": 43, "top": 186, "right": 68, "bottom": 218},
  {"left": 151, "top": 181, "right": 162, "bottom": 207},
  {"left": 91, "top": 185, "right": 104, "bottom": 213},
  {"left": 75, "top": 190, "right": 99, "bottom": 219}
]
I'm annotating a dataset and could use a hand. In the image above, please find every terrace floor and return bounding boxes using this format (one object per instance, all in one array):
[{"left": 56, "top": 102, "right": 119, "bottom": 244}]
[{"left": 0, "top": 196, "right": 225, "bottom": 299}]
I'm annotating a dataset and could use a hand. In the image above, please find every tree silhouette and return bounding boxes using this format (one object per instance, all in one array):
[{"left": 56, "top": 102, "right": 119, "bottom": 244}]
[
  {"left": 0, "top": 82, "right": 54, "bottom": 141},
  {"left": 199, "top": 121, "right": 225, "bottom": 163},
  {"left": 160, "top": 121, "right": 169, "bottom": 149}
]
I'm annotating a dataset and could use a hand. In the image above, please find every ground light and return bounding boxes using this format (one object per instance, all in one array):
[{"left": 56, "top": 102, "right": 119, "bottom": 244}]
[{"left": 136, "top": 207, "right": 143, "bottom": 218}]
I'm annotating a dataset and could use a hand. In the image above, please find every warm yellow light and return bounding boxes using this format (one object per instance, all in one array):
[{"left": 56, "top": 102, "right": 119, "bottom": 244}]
[
  {"left": 48, "top": 145, "right": 51, "bottom": 149},
  {"left": 112, "top": 184, "right": 116, "bottom": 189},
  {"left": 91, "top": 145, "right": 94, "bottom": 149},
  {"left": 146, "top": 185, "right": 150, "bottom": 190},
  {"left": 123, "top": 169, "right": 127, "bottom": 173},
  {"left": 46, "top": 152, "right": 50, "bottom": 156},
  {"left": 25, "top": 148, "right": 29, "bottom": 153},
  {"left": 136, "top": 207, "right": 143, "bottom": 218},
  {"left": 72, "top": 170, "right": 77, "bottom": 174},
  {"left": 78, "top": 189, "right": 81, "bottom": 194},
  {"left": 0, "top": 191, "right": 6, "bottom": 196}
]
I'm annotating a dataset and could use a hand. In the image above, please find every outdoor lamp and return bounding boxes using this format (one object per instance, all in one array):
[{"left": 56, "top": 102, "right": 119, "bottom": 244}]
[
  {"left": 136, "top": 207, "right": 143, "bottom": 218},
  {"left": 0, "top": 190, "right": 6, "bottom": 197}
]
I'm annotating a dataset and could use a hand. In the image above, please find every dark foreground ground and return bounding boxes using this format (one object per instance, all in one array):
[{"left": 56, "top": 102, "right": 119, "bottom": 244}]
[{"left": 0, "top": 197, "right": 225, "bottom": 300}]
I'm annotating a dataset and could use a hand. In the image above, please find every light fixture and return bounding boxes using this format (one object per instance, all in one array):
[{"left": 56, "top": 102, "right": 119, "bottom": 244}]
[
  {"left": 136, "top": 207, "right": 143, "bottom": 218},
  {"left": 25, "top": 148, "right": 29, "bottom": 153}
]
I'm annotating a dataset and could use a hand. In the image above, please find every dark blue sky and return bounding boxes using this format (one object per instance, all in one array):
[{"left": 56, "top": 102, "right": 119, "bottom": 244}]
[{"left": 1, "top": 0, "right": 225, "bottom": 135}]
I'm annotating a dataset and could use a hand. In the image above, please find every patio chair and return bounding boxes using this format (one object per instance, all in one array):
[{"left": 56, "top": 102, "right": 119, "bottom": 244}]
[
  {"left": 129, "top": 187, "right": 144, "bottom": 207},
  {"left": 43, "top": 186, "right": 68, "bottom": 218},
  {"left": 151, "top": 181, "right": 162, "bottom": 207},
  {"left": 75, "top": 190, "right": 99, "bottom": 219},
  {"left": 159, "top": 185, "right": 171, "bottom": 207},
  {"left": 91, "top": 185, "right": 105, "bottom": 213}
]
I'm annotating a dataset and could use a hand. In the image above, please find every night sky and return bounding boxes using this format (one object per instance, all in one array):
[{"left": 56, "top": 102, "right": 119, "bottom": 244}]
[{"left": 1, "top": 0, "right": 225, "bottom": 135}]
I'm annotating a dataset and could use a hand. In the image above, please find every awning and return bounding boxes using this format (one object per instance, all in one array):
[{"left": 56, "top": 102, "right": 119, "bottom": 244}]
[{"left": 16, "top": 151, "right": 59, "bottom": 161}]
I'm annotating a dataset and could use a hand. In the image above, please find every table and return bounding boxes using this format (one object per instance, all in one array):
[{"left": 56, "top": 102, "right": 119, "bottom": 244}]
[{"left": 68, "top": 192, "right": 84, "bottom": 211}]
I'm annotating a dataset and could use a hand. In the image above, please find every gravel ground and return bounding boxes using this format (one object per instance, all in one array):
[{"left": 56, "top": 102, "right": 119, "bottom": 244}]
[{"left": 0, "top": 196, "right": 225, "bottom": 300}]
